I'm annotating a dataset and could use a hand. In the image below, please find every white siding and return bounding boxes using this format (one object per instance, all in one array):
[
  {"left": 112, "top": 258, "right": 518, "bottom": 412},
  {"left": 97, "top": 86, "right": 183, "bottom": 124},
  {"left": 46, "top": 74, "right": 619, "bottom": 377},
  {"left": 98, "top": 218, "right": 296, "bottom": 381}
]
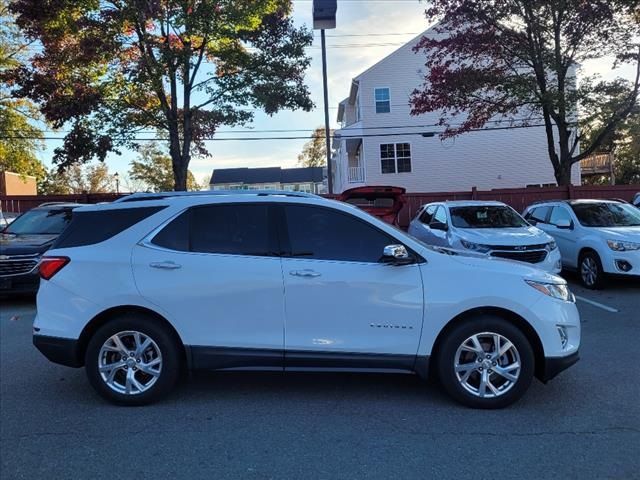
[{"left": 334, "top": 28, "right": 581, "bottom": 193}]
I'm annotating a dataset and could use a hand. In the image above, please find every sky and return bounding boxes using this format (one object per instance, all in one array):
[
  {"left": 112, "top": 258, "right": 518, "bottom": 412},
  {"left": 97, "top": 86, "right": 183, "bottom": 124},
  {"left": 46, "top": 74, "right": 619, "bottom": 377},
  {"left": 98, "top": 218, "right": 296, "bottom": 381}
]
[{"left": 37, "top": 0, "right": 638, "bottom": 186}]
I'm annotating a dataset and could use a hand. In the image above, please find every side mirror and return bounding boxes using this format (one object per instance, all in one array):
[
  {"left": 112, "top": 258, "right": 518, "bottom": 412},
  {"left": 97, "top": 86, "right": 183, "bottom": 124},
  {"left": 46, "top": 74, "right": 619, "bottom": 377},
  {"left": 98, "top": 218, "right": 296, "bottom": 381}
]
[
  {"left": 430, "top": 221, "right": 448, "bottom": 231},
  {"left": 555, "top": 219, "right": 573, "bottom": 230},
  {"left": 382, "top": 244, "right": 413, "bottom": 265}
]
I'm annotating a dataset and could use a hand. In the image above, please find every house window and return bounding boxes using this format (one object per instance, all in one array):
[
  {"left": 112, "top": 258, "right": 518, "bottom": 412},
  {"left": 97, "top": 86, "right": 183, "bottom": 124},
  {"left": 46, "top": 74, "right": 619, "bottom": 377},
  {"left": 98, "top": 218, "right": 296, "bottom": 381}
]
[
  {"left": 355, "top": 90, "right": 361, "bottom": 122},
  {"left": 380, "top": 143, "right": 411, "bottom": 174},
  {"left": 297, "top": 183, "right": 312, "bottom": 193},
  {"left": 375, "top": 88, "right": 390, "bottom": 113}
]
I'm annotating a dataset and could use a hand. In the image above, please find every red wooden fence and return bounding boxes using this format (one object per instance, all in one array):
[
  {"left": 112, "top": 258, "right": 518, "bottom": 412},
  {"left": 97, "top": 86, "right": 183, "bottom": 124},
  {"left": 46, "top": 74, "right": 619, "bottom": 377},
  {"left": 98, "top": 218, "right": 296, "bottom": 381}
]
[{"left": 1, "top": 185, "right": 638, "bottom": 228}]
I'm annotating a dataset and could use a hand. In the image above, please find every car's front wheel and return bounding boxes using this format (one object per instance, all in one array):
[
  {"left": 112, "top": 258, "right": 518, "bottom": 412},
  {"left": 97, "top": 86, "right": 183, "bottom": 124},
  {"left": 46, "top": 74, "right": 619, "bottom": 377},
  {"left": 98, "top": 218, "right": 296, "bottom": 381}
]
[
  {"left": 436, "top": 316, "right": 535, "bottom": 409},
  {"left": 579, "top": 251, "right": 605, "bottom": 289},
  {"left": 85, "top": 314, "right": 181, "bottom": 406}
]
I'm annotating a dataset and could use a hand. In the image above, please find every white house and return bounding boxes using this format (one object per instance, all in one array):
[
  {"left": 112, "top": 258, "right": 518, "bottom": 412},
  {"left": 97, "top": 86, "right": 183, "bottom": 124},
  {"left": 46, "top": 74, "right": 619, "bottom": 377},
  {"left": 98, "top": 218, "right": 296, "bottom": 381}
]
[{"left": 332, "top": 27, "right": 581, "bottom": 193}]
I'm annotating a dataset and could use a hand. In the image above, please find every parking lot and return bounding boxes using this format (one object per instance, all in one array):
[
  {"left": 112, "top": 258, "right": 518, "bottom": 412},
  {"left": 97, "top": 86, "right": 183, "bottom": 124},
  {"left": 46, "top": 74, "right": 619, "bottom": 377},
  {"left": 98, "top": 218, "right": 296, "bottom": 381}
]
[{"left": 1, "top": 277, "right": 639, "bottom": 480}]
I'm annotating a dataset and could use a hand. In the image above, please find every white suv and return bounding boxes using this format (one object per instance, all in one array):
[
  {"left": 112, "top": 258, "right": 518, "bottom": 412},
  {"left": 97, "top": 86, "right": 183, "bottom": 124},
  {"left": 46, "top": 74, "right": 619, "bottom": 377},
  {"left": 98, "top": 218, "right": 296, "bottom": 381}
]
[
  {"left": 34, "top": 191, "right": 580, "bottom": 408},
  {"left": 407, "top": 201, "right": 561, "bottom": 274},
  {"left": 523, "top": 199, "right": 640, "bottom": 289}
]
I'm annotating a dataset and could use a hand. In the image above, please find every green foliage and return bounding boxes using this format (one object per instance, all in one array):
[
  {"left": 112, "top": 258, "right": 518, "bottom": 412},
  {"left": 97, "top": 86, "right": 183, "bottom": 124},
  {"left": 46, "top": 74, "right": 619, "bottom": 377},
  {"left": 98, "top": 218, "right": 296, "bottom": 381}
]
[
  {"left": 298, "top": 127, "right": 331, "bottom": 168},
  {"left": 8, "top": 0, "right": 314, "bottom": 190},
  {"left": 129, "top": 144, "right": 199, "bottom": 192},
  {"left": 39, "top": 163, "right": 115, "bottom": 194},
  {"left": 0, "top": 0, "right": 45, "bottom": 181}
]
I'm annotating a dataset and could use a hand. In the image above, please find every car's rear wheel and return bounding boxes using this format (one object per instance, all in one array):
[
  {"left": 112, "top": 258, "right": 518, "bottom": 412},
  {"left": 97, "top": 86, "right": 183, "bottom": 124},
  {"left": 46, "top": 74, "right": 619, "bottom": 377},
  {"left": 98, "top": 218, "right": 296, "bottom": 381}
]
[
  {"left": 579, "top": 251, "right": 605, "bottom": 289},
  {"left": 85, "top": 314, "right": 181, "bottom": 406},
  {"left": 436, "top": 316, "right": 534, "bottom": 409}
]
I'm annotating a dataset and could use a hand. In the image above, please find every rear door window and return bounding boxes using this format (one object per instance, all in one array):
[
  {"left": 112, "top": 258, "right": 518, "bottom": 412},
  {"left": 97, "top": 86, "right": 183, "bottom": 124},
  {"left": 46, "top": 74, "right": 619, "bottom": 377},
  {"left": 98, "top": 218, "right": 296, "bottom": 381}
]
[{"left": 152, "top": 204, "right": 273, "bottom": 256}]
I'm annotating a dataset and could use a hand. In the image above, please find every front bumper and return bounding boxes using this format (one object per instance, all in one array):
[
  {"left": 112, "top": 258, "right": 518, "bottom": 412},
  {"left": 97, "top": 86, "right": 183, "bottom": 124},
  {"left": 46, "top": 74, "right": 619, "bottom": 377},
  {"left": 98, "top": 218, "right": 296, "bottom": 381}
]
[
  {"left": 33, "top": 334, "right": 82, "bottom": 367},
  {"left": 602, "top": 249, "right": 640, "bottom": 276},
  {"left": 540, "top": 351, "right": 579, "bottom": 382}
]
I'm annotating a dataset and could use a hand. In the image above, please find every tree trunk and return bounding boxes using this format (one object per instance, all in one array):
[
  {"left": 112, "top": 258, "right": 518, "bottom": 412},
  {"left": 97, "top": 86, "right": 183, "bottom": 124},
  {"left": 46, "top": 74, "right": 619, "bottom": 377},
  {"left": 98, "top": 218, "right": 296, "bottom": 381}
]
[{"left": 555, "top": 160, "right": 574, "bottom": 186}]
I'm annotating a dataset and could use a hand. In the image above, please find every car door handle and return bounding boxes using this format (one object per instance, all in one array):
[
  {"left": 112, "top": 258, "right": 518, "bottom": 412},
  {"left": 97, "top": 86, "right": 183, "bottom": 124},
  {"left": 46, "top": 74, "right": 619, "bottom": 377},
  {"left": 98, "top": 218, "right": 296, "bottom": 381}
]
[
  {"left": 289, "top": 269, "right": 321, "bottom": 278},
  {"left": 150, "top": 261, "right": 182, "bottom": 270}
]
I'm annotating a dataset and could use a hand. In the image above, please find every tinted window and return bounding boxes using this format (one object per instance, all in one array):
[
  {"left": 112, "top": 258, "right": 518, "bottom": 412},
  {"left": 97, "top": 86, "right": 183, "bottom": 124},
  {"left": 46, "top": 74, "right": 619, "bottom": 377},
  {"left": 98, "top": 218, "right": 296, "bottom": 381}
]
[
  {"left": 190, "top": 204, "right": 271, "bottom": 255},
  {"left": 433, "top": 206, "right": 447, "bottom": 224},
  {"left": 284, "top": 205, "right": 394, "bottom": 262},
  {"left": 419, "top": 205, "right": 436, "bottom": 224},
  {"left": 5, "top": 208, "right": 73, "bottom": 235},
  {"left": 152, "top": 211, "right": 190, "bottom": 251},
  {"left": 571, "top": 202, "right": 640, "bottom": 227},
  {"left": 54, "top": 207, "right": 164, "bottom": 248},
  {"left": 450, "top": 206, "right": 527, "bottom": 228},
  {"left": 527, "top": 206, "right": 550, "bottom": 224},
  {"left": 549, "top": 207, "right": 572, "bottom": 226}
]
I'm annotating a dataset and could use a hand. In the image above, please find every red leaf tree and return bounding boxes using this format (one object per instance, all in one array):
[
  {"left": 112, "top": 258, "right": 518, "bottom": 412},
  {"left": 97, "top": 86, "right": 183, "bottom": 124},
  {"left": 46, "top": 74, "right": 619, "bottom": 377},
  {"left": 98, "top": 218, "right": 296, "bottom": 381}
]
[{"left": 410, "top": 0, "right": 640, "bottom": 185}]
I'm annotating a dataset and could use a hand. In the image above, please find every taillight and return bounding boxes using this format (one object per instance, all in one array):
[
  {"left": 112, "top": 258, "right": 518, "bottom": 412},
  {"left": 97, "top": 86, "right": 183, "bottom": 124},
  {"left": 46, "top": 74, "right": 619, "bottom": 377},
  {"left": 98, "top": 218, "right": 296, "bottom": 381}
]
[{"left": 39, "top": 256, "right": 70, "bottom": 280}]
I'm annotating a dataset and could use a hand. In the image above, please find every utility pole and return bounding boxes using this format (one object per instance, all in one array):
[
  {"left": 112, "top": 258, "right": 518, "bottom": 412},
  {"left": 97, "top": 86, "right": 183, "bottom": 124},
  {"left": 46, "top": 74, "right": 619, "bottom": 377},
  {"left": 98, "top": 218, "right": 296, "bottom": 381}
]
[
  {"left": 320, "top": 29, "right": 332, "bottom": 194},
  {"left": 313, "top": 0, "right": 337, "bottom": 194}
]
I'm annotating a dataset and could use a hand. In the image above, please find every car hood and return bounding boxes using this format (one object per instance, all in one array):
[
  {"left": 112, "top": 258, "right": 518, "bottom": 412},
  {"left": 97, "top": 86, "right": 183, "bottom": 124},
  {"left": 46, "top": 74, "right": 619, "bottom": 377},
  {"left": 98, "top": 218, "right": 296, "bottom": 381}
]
[
  {"left": 590, "top": 226, "right": 640, "bottom": 242},
  {"left": 429, "top": 246, "right": 562, "bottom": 283},
  {"left": 0, "top": 233, "right": 58, "bottom": 256},
  {"left": 455, "top": 226, "right": 551, "bottom": 246}
]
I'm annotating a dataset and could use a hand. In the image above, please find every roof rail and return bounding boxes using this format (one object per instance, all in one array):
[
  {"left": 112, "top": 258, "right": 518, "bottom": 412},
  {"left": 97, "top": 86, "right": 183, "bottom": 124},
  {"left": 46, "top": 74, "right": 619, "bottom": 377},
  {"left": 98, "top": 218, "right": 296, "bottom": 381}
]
[
  {"left": 113, "top": 189, "right": 323, "bottom": 203},
  {"left": 38, "top": 201, "right": 82, "bottom": 207},
  {"left": 527, "top": 199, "right": 568, "bottom": 206}
]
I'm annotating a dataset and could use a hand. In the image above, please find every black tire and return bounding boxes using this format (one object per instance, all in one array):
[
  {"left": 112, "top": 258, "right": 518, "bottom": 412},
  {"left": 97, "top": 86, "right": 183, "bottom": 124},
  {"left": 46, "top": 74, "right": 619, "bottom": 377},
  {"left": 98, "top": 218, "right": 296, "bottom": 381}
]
[
  {"left": 436, "top": 315, "right": 535, "bottom": 409},
  {"left": 579, "top": 251, "right": 606, "bottom": 290},
  {"left": 85, "top": 313, "right": 182, "bottom": 406}
]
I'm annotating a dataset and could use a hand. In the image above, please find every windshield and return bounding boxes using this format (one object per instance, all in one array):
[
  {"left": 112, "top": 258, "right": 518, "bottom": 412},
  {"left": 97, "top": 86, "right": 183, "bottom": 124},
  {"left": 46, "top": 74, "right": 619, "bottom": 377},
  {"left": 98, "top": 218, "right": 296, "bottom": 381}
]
[
  {"left": 4, "top": 208, "right": 73, "bottom": 235},
  {"left": 450, "top": 206, "right": 528, "bottom": 228},
  {"left": 571, "top": 202, "right": 640, "bottom": 227}
]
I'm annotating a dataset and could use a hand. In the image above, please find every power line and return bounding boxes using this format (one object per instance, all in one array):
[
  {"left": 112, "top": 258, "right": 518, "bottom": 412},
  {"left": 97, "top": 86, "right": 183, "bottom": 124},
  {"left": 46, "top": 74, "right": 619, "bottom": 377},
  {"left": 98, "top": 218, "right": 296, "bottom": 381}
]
[
  {"left": 0, "top": 117, "right": 555, "bottom": 135},
  {"left": 0, "top": 123, "right": 557, "bottom": 141}
]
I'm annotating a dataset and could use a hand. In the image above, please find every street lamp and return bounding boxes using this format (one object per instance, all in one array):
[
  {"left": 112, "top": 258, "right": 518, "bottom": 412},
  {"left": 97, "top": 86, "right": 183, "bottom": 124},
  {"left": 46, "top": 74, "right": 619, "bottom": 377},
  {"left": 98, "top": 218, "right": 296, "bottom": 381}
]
[
  {"left": 114, "top": 172, "right": 120, "bottom": 194},
  {"left": 313, "top": 0, "right": 337, "bottom": 194}
]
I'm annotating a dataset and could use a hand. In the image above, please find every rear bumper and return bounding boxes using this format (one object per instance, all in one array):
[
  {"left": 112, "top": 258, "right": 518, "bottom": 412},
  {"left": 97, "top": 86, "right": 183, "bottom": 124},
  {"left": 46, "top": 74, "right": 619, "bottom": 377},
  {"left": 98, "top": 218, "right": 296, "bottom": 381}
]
[
  {"left": 33, "top": 334, "right": 82, "bottom": 368},
  {"left": 540, "top": 351, "right": 579, "bottom": 382}
]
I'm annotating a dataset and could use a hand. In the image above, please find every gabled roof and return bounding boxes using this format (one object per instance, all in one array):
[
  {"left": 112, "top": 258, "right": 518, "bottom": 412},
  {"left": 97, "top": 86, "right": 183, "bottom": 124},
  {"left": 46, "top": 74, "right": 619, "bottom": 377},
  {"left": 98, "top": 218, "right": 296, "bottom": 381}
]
[
  {"left": 210, "top": 167, "right": 324, "bottom": 185},
  {"left": 351, "top": 23, "right": 440, "bottom": 82}
]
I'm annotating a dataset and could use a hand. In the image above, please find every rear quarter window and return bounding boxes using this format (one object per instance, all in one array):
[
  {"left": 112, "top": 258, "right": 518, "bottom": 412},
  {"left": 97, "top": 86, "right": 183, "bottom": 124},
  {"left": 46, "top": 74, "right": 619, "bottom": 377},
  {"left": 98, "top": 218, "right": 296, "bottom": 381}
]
[{"left": 54, "top": 207, "right": 165, "bottom": 248}]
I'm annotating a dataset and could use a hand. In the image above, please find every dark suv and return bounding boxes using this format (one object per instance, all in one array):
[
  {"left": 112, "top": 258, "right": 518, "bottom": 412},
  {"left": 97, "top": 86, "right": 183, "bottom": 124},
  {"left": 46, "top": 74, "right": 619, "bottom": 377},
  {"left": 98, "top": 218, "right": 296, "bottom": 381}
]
[{"left": 0, "top": 203, "right": 80, "bottom": 295}]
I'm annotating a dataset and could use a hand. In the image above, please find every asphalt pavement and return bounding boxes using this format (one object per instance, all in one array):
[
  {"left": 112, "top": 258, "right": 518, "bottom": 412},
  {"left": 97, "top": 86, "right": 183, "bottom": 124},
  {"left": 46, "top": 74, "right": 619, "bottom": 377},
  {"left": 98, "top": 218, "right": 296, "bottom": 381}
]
[{"left": 1, "top": 279, "right": 639, "bottom": 479}]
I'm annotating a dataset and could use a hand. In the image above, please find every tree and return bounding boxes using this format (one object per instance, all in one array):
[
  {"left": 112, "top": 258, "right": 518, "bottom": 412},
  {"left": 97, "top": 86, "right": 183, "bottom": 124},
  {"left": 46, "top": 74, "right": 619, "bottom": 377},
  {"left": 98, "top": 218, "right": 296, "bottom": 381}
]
[
  {"left": 0, "top": 0, "right": 45, "bottom": 181},
  {"left": 39, "top": 163, "right": 115, "bottom": 194},
  {"left": 410, "top": 0, "right": 640, "bottom": 185},
  {"left": 129, "top": 144, "right": 199, "bottom": 192},
  {"left": 7, "top": 0, "right": 314, "bottom": 190},
  {"left": 298, "top": 126, "right": 331, "bottom": 167}
]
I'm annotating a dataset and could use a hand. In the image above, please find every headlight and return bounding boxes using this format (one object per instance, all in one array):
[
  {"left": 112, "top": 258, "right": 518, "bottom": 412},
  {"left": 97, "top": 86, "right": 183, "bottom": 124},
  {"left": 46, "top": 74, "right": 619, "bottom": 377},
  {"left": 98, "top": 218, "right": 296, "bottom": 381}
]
[
  {"left": 460, "top": 240, "right": 491, "bottom": 253},
  {"left": 546, "top": 240, "right": 557, "bottom": 251},
  {"left": 525, "top": 280, "right": 574, "bottom": 302},
  {"left": 607, "top": 240, "right": 640, "bottom": 252}
]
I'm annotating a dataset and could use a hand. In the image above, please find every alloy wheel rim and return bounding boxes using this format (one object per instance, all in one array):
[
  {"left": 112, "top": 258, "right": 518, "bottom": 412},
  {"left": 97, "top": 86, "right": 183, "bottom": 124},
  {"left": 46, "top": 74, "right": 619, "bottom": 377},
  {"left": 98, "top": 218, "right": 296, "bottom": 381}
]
[
  {"left": 454, "top": 332, "right": 521, "bottom": 398},
  {"left": 581, "top": 257, "right": 597, "bottom": 286},
  {"left": 98, "top": 331, "right": 162, "bottom": 395}
]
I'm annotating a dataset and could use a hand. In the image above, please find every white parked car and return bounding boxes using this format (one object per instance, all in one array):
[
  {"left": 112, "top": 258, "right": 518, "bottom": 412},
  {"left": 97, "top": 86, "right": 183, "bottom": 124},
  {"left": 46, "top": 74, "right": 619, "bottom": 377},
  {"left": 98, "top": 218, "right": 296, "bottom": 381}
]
[
  {"left": 407, "top": 201, "right": 562, "bottom": 274},
  {"left": 34, "top": 191, "right": 580, "bottom": 409},
  {"left": 523, "top": 199, "right": 640, "bottom": 289}
]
